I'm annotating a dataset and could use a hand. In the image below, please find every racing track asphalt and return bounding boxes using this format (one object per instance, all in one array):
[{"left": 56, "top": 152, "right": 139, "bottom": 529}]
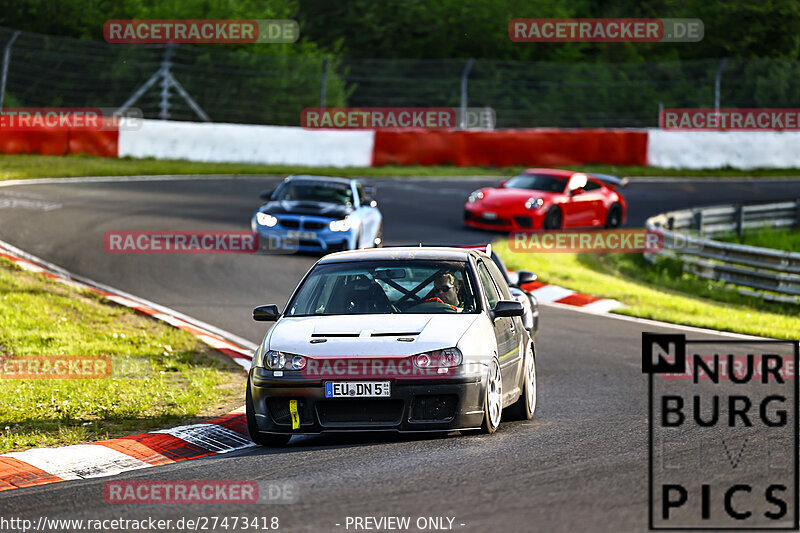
[{"left": 0, "top": 176, "right": 798, "bottom": 531}]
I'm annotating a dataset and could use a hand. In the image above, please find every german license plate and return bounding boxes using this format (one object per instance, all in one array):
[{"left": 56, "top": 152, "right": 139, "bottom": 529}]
[
  {"left": 325, "top": 381, "right": 391, "bottom": 398},
  {"left": 482, "top": 212, "right": 498, "bottom": 219},
  {"left": 287, "top": 230, "right": 316, "bottom": 240}
]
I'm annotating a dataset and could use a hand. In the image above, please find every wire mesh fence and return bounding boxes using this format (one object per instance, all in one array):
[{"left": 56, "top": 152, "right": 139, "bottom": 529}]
[{"left": 3, "top": 25, "right": 800, "bottom": 128}]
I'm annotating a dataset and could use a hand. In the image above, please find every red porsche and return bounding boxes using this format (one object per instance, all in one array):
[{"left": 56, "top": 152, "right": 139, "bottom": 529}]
[{"left": 463, "top": 168, "right": 628, "bottom": 231}]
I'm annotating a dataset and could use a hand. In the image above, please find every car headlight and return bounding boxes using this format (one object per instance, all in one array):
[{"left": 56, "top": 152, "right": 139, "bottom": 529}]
[
  {"left": 264, "top": 350, "right": 306, "bottom": 370},
  {"left": 468, "top": 190, "right": 484, "bottom": 203},
  {"left": 525, "top": 197, "right": 544, "bottom": 210},
  {"left": 412, "top": 348, "right": 463, "bottom": 369},
  {"left": 256, "top": 212, "right": 278, "bottom": 227},
  {"left": 329, "top": 217, "right": 353, "bottom": 232}
]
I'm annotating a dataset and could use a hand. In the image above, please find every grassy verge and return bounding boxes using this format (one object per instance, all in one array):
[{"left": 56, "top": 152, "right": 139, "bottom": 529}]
[
  {"left": 0, "top": 256, "right": 246, "bottom": 453},
  {"left": 716, "top": 227, "right": 800, "bottom": 250},
  {"left": 2, "top": 154, "right": 800, "bottom": 180},
  {"left": 494, "top": 240, "right": 800, "bottom": 339}
]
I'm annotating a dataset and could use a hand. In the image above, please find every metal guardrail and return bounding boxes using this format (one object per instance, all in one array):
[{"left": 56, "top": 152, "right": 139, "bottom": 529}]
[{"left": 645, "top": 200, "right": 800, "bottom": 303}]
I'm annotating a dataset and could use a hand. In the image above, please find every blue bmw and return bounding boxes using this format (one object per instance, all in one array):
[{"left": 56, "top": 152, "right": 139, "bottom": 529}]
[{"left": 251, "top": 175, "right": 383, "bottom": 253}]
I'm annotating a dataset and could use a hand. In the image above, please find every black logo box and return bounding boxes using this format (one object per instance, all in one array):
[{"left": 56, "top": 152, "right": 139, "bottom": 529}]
[{"left": 643, "top": 333, "right": 799, "bottom": 530}]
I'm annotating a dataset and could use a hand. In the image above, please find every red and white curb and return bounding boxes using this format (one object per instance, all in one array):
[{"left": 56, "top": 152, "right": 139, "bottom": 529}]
[
  {"left": 0, "top": 239, "right": 255, "bottom": 492},
  {"left": 0, "top": 409, "right": 252, "bottom": 492},
  {"left": 519, "top": 280, "right": 623, "bottom": 313}
]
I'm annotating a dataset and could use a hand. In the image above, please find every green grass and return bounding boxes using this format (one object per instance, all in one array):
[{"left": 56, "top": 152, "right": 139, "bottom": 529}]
[
  {"left": 716, "top": 227, "right": 800, "bottom": 251},
  {"left": 494, "top": 240, "right": 800, "bottom": 339},
  {"left": 0, "top": 257, "right": 246, "bottom": 453},
  {"left": 2, "top": 154, "right": 800, "bottom": 180}
]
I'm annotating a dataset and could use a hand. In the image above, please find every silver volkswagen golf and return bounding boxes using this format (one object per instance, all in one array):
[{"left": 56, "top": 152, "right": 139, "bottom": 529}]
[{"left": 246, "top": 246, "right": 537, "bottom": 445}]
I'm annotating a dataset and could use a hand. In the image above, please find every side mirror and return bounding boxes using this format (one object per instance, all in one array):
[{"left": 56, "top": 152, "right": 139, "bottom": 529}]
[
  {"left": 491, "top": 300, "right": 524, "bottom": 319},
  {"left": 516, "top": 270, "right": 537, "bottom": 286},
  {"left": 499, "top": 180, "right": 507, "bottom": 187},
  {"left": 253, "top": 304, "right": 280, "bottom": 321},
  {"left": 569, "top": 187, "right": 584, "bottom": 196},
  {"left": 259, "top": 188, "right": 275, "bottom": 201}
]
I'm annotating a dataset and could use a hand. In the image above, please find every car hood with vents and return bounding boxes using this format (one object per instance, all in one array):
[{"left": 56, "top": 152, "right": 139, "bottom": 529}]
[
  {"left": 267, "top": 313, "right": 479, "bottom": 357},
  {"left": 259, "top": 200, "right": 353, "bottom": 220}
]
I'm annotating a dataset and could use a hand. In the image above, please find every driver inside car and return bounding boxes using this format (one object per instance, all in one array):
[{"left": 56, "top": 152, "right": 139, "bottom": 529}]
[{"left": 425, "top": 272, "right": 462, "bottom": 311}]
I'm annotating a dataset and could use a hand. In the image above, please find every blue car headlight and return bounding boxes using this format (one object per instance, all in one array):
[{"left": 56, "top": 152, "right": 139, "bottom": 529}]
[
  {"left": 329, "top": 217, "right": 353, "bottom": 232},
  {"left": 256, "top": 212, "right": 278, "bottom": 227}
]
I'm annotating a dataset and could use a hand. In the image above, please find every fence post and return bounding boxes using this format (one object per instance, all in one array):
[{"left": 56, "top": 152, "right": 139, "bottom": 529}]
[
  {"left": 319, "top": 58, "right": 328, "bottom": 109},
  {"left": 158, "top": 43, "right": 175, "bottom": 120},
  {"left": 0, "top": 31, "right": 21, "bottom": 113},
  {"left": 693, "top": 210, "right": 703, "bottom": 234},
  {"left": 795, "top": 199, "right": 800, "bottom": 229},
  {"left": 714, "top": 58, "right": 728, "bottom": 111},
  {"left": 735, "top": 205, "right": 744, "bottom": 237},
  {"left": 459, "top": 58, "right": 474, "bottom": 129}
]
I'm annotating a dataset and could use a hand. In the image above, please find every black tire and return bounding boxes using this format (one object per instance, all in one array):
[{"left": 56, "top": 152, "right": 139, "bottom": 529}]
[
  {"left": 543, "top": 207, "right": 562, "bottom": 230},
  {"left": 246, "top": 374, "right": 291, "bottom": 447},
  {"left": 505, "top": 342, "right": 537, "bottom": 421},
  {"left": 480, "top": 357, "right": 503, "bottom": 434},
  {"left": 605, "top": 203, "right": 623, "bottom": 229}
]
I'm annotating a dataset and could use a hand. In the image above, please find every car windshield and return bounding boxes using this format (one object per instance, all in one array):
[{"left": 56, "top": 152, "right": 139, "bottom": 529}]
[
  {"left": 273, "top": 181, "right": 353, "bottom": 206},
  {"left": 505, "top": 174, "right": 567, "bottom": 193},
  {"left": 286, "top": 260, "right": 479, "bottom": 316}
]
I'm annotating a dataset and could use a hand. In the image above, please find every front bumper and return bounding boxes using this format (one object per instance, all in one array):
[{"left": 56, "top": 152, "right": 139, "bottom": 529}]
[
  {"left": 249, "top": 367, "right": 486, "bottom": 434},
  {"left": 463, "top": 204, "right": 544, "bottom": 231},
  {"left": 252, "top": 218, "right": 353, "bottom": 253}
]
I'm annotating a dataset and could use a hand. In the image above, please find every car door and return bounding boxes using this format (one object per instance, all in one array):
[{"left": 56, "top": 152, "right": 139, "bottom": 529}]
[
  {"left": 477, "top": 259, "right": 520, "bottom": 402},
  {"left": 562, "top": 173, "right": 595, "bottom": 227},
  {"left": 483, "top": 257, "right": 525, "bottom": 392},
  {"left": 580, "top": 178, "right": 606, "bottom": 226}
]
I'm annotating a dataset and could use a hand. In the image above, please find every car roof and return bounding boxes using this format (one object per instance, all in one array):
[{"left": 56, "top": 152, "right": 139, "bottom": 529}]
[
  {"left": 520, "top": 168, "right": 576, "bottom": 178},
  {"left": 317, "top": 246, "right": 483, "bottom": 264},
  {"left": 518, "top": 168, "right": 621, "bottom": 185},
  {"left": 285, "top": 174, "right": 353, "bottom": 185}
]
